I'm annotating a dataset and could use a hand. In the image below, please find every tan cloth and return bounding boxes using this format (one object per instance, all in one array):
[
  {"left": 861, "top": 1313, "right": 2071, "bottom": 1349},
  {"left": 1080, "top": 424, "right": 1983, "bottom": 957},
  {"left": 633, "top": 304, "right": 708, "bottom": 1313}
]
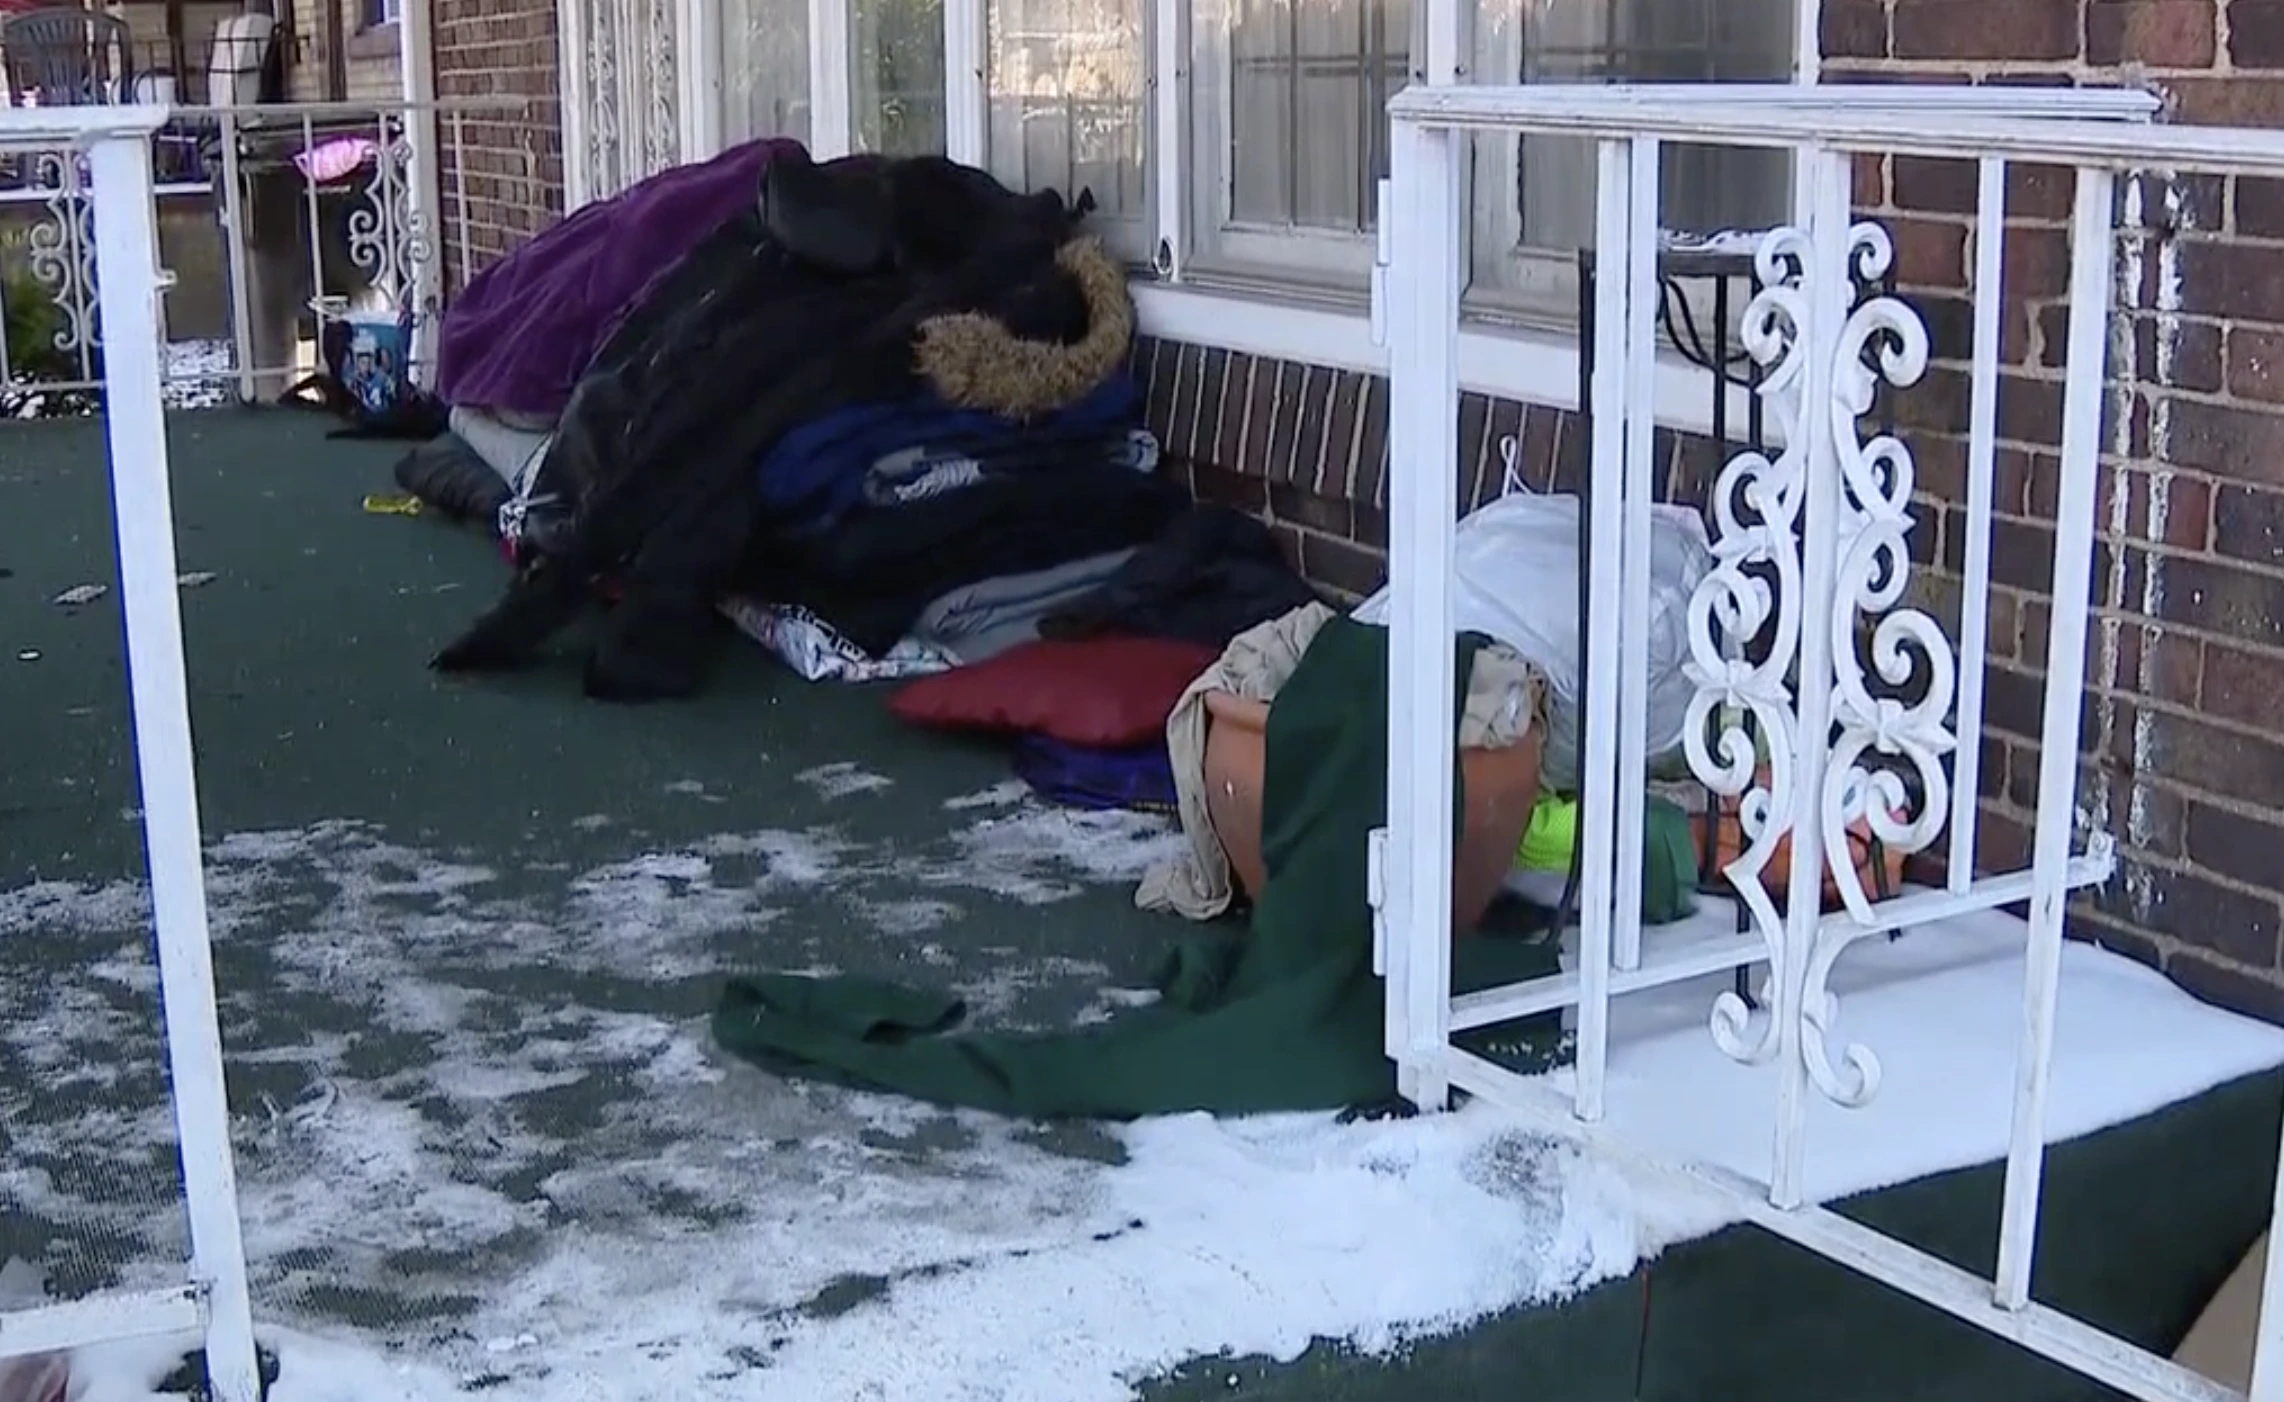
[{"left": 1138, "top": 602, "right": 1542, "bottom": 920}]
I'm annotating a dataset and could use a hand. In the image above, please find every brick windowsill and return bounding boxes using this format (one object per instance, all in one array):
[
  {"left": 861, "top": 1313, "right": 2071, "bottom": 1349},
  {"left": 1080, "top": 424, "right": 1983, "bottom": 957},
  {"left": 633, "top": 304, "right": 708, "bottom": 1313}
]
[{"left": 347, "top": 20, "right": 401, "bottom": 61}]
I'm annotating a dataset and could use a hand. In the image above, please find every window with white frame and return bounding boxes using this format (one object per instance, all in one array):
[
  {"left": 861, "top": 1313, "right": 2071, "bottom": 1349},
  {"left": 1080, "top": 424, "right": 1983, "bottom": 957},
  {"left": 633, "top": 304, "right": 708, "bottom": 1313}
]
[
  {"left": 984, "top": 0, "right": 1151, "bottom": 261},
  {"left": 1464, "top": 0, "right": 1795, "bottom": 318},
  {"left": 716, "top": 0, "right": 946, "bottom": 154},
  {"left": 722, "top": 0, "right": 812, "bottom": 145},
  {"left": 1185, "top": 0, "right": 1417, "bottom": 284},
  {"left": 703, "top": 0, "right": 1801, "bottom": 323}
]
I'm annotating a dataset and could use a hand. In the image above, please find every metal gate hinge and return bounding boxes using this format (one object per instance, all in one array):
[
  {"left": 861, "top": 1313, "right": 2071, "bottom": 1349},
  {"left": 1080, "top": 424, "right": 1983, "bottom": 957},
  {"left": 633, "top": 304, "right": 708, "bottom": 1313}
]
[{"left": 1367, "top": 826, "right": 1389, "bottom": 975}]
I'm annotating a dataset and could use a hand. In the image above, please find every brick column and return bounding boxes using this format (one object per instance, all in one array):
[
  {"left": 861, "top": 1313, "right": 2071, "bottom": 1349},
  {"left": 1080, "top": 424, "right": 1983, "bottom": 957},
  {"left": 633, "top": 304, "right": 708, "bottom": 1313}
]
[
  {"left": 431, "top": 0, "right": 565, "bottom": 288},
  {"left": 1829, "top": 0, "right": 2284, "bottom": 1018}
]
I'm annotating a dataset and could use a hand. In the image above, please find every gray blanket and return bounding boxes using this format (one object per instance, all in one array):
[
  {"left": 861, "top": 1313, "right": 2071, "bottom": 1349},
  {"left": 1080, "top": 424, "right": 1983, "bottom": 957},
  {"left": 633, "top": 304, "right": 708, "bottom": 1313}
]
[
  {"left": 449, "top": 405, "right": 555, "bottom": 491},
  {"left": 911, "top": 549, "right": 1136, "bottom": 663}
]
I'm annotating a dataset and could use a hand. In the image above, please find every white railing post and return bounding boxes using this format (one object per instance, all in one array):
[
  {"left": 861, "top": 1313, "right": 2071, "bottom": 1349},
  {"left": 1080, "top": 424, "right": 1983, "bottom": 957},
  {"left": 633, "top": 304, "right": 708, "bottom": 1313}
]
[
  {"left": 399, "top": 0, "right": 446, "bottom": 381},
  {"left": 1993, "top": 164, "right": 2118, "bottom": 1310},
  {"left": 296, "top": 112, "right": 325, "bottom": 358},
  {"left": 1379, "top": 83, "right": 2284, "bottom": 1402},
  {"left": 83, "top": 126, "right": 261, "bottom": 1402},
  {"left": 1384, "top": 110, "right": 1461, "bottom": 1113},
  {"left": 1574, "top": 136, "right": 1633, "bottom": 1122},
  {"left": 557, "top": 0, "right": 597, "bottom": 208},
  {"left": 213, "top": 109, "right": 256, "bottom": 404},
  {"left": 1948, "top": 155, "right": 2008, "bottom": 892},
  {"left": 1148, "top": 0, "right": 1186, "bottom": 277},
  {"left": 1611, "top": 135, "right": 1662, "bottom": 977},
  {"left": 1370, "top": 175, "right": 1406, "bottom": 1091},
  {"left": 447, "top": 110, "right": 475, "bottom": 295}
]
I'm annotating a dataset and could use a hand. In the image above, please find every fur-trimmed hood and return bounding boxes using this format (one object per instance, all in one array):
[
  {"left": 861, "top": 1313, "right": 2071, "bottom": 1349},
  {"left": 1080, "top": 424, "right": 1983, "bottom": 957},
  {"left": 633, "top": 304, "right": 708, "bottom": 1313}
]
[
  {"left": 757, "top": 150, "right": 1135, "bottom": 422},
  {"left": 913, "top": 236, "right": 1134, "bottom": 422}
]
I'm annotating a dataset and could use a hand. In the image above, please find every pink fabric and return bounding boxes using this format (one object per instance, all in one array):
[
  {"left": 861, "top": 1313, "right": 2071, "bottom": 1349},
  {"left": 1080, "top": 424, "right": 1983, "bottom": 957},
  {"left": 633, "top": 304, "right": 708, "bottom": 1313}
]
[{"left": 293, "top": 135, "right": 377, "bottom": 185}]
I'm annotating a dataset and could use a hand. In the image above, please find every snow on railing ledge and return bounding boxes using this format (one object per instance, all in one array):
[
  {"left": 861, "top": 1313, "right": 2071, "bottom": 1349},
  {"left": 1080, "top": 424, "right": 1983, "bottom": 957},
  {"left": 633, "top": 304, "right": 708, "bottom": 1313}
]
[{"left": 1376, "top": 82, "right": 2284, "bottom": 1402}]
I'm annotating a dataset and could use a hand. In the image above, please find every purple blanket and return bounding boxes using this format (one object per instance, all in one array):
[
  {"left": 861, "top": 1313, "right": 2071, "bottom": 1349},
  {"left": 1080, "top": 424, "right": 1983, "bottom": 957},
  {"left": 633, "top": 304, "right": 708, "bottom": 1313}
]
[{"left": 435, "top": 137, "right": 802, "bottom": 419}]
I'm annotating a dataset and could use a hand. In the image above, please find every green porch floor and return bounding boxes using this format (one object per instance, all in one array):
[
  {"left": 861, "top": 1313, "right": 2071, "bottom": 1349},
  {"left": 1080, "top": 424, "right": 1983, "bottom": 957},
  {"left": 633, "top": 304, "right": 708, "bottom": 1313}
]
[{"left": 0, "top": 408, "right": 2272, "bottom": 1400}]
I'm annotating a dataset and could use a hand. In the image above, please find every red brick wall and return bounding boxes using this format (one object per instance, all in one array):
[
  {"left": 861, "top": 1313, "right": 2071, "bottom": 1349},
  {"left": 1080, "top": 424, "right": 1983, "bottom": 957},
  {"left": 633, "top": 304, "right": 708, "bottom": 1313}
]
[
  {"left": 1822, "top": 0, "right": 2284, "bottom": 1018},
  {"left": 431, "top": 0, "right": 563, "bottom": 290}
]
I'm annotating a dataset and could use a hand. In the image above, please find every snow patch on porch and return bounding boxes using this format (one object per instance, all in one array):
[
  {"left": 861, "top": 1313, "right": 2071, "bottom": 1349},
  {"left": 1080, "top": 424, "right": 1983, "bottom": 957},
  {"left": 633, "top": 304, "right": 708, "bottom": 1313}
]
[{"left": 2, "top": 820, "right": 2280, "bottom": 1401}]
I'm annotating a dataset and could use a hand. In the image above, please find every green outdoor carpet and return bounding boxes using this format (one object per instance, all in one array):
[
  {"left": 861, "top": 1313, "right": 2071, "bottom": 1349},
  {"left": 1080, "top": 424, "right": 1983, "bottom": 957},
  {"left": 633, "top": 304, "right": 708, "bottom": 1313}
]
[
  {"left": 1, "top": 409, "right": 2274, "bottom": 1402},
  {"left": 713, "top": 618, "right": 1565, "bottom": 1118}
]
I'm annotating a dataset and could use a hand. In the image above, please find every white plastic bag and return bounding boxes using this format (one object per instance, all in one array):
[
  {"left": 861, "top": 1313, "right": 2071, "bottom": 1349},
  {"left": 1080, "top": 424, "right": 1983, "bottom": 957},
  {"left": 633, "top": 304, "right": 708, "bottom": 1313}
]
[
  {"left": 1352, "top": 490, "right": 1713, "bottom": 786},
  {"left": 720, "top": 596, "right": 955, "bottom": 683}
]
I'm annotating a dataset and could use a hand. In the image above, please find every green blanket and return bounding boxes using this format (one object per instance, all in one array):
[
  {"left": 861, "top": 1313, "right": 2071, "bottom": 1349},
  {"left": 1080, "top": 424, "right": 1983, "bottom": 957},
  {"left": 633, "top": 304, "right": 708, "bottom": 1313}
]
[
  {"left": 710, "top": 617, "right": 1563, "bottom": 1119},
  {"left": 1641, "top": 796, "right": 1699, "bottom": 927}
]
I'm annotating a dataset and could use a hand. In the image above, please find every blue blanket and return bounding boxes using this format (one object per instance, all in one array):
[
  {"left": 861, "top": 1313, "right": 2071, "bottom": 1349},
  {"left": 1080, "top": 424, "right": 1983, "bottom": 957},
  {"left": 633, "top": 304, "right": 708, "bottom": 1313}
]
[
  {"left": 757, "top": 373, "right": 1144, "bottom": 532},
  {"left": 1013, "top": 733, "right": 1179, "bottom": 813}
]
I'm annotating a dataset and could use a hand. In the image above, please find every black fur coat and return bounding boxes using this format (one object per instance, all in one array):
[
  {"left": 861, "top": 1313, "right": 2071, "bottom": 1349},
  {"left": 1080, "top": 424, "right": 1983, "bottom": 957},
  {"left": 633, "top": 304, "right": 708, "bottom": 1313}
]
[{"left": 429, "top": 151, "right": 1128, "bottom": 702}]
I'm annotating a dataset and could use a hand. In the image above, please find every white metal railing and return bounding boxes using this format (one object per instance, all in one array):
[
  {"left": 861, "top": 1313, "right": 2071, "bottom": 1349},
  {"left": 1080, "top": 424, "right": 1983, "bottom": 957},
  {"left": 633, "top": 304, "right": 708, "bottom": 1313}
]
[
  {"left": 0, "top": 107, "right": 260, "bottom": 1402},
  {"left": 0, "top": 97, "right": 535, "bottom": 411},
  {"left": 1374, "top": 82, "right": 2284, "bottom": 1402}
]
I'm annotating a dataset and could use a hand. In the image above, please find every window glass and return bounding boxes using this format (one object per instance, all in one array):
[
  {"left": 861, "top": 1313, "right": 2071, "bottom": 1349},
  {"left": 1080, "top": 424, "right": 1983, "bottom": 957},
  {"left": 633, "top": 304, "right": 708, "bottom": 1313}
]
[
  {"left": 1468, "top": 0, "right": 1795, "bottom": 308},
  {"left": 853, "top": 0, "right": 947, "bottom": 154},
  {"left": 721, "top": 0, "right": 812, "bottom": 145},
  {"left": 1188, "top": 0, "right": 1795, "bottom": 297},
  {"left": 985, "top": 0, "right": 1149, "bottom": 258},
  {"left": 1188, "top": 0, "right": 1416, "bottom": 282}
]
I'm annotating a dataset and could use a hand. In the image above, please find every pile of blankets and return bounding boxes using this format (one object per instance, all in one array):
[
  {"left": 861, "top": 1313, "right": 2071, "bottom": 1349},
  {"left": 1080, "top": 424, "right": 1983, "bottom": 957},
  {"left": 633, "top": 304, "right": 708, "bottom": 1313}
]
[{"left": 394, "top": 137, "right": 1320, "bottom": 704}]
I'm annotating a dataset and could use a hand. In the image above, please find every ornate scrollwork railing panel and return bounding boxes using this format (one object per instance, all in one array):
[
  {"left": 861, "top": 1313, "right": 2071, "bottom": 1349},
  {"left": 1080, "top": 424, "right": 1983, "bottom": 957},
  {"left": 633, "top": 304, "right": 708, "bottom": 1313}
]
[
  {"left": 345, "top": 111, "right": 439, "bottom": 323},
  {"left": 1681, "top": 224, "right": 1816, "bottom": 1069},
  {"left": 640, "top": 0, "right": 681, "bottom": 177},
  {"left": 1685, "top": 215, "right": 1959, "bottom": 1110},
  {"left": 24, "top": 151, "right": 100, "bottom": 382},
  {"left": 1796, "top": 221, "right": 1952, "bottom": 1108},
  {"left": 587, "top": 0, "right": 626, "bottom": 197}
]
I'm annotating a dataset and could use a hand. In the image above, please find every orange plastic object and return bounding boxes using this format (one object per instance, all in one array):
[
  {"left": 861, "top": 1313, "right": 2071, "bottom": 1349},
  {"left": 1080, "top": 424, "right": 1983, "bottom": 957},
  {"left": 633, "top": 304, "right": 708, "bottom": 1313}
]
[
  {"left": 1692, "top": 774, "right": 1910, "bottom": 908},
  {"left": 1200, "top": 690, "right": 1543, "bottom": 933}
]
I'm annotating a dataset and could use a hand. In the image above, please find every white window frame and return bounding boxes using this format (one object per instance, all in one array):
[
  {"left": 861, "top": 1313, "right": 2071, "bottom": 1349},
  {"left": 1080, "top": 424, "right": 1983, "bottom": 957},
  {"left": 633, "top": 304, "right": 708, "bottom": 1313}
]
[
  {"left": 970, "top": 0, "right": 1158, "bottom": 263},
  {"left": 1455, "top": 1, "right": 1807, "bottom": 332},
  {"left": 641, "top": 0, "right": 1824, "bottom": 440},
  {"left": 1178, "top": 0, "right": 1425, "bottom": 287}
]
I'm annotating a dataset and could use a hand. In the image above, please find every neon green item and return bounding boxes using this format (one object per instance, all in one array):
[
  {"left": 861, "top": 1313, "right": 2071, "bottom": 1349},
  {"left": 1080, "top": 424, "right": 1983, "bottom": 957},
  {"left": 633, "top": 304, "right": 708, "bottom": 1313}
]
[
  {"left": 1510, "top": 794, "right": 1699, "bottom": 926},
  {"left": 1516, "top": 795, "right": 1578, "bottom": 872}
]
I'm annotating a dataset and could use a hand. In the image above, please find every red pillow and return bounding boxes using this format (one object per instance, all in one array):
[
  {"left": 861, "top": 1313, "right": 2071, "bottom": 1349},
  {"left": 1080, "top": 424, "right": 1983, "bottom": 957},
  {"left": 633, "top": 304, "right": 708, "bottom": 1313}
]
[{"left": 889, "top": 636, "right": 1219, "bottom": 749}]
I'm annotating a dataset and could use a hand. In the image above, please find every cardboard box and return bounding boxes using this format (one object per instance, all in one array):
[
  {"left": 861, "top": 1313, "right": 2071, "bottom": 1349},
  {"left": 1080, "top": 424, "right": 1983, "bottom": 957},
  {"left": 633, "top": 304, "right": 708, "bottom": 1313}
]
[{"left": 2176, "top": 1231, "right": 2269, "bottom": 1392}]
